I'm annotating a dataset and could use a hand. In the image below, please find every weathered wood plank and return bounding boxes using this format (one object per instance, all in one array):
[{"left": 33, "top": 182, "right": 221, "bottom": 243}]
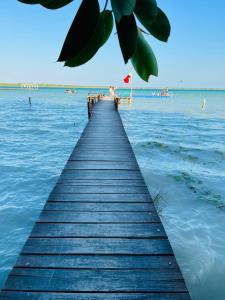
[
  {"left": 31, "top": 223, "right": 166, "bottom": 238},
  {"left": 48, "top": 193, "right": 152, "bottom": 202},
  {"left": 0, "top": 292, "right": 192, "bottom": 300},
  {"left": 22, "top": 238, "right": 173, "bottom": 255},
  {"left": 44, "top": 202, "right": 154, "bottom": 212},
  {"left": 69, "top": 154, "right": 135, "bottom": 162},
  {"left": 4, "top": 268, "right": 188, "bottom": 292},
  {"left": 57, "top": 179, "right": 145, "bottom": 186},
  {"left": 16, "top": 254, "right": 179, "bottom": 269},
  {"left": 65, "top": 161, "right": 138, "bottom": 170},
  {"left": 38, "top": 211, "right": 160, "bottom": 223},
  {"left": 60, "top": 170, "right": 143, "bottom": 180},
  {"left": 52, "top": 185, "right": 148, "bottom": 194},
  {"left": 70, "top": 150, "right": 135, "bottom": 156}
]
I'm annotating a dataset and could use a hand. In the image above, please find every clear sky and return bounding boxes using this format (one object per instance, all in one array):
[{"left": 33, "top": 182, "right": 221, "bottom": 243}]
[{"left": 0, "top": 0, "right": 225, "bottom": 88}]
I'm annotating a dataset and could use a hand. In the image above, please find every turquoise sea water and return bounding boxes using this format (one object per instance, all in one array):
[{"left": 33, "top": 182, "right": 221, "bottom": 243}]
[{"left": 0, "top": 87, "right": 225, "bottom": 299}]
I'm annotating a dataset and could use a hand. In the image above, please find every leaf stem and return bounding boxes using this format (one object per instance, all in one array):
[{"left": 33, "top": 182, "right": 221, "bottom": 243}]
[{"left": 103, "top": 0, "right": 109, "bottom": 10}]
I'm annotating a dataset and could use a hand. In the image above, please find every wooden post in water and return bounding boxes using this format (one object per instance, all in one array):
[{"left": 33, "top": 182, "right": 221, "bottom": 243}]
[
  {"left": 87, "top": 99, "right": 92, "bottom": 119},
  {"left": 114, "top": 97, "right": 119, "bottom": 110}
]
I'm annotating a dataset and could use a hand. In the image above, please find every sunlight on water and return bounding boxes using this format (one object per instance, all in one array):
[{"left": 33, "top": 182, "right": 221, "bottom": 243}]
[{"left": 0, "top": 88, "right": 225, "bottom": 299}]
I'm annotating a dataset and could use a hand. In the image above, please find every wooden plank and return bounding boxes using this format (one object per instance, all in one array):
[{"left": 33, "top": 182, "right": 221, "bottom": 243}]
[
  {"left": 48, "top": 193, "right": 151, "bottom": 202},
  {"left": 44, "top": 202, "right": 154, "bottom": 212},
  {"left": 57, "top": 179, "right": 146, "bottom": 186},
  {"left": 38, "top": 211, "right": 160, "bottom": 223},
  {"left": 60, "top": 170, "right": 143, "bottom": 180},
  {"left": 70, "top": 149, "right": 135, "bottom": 155},
  {"left": 31, "top": 223, "right": 166, "bottom": 238},
  {"left": 16, "top": 254, "right": 178, "bottom": 269},
  {"left": 74, "top": 145, "right": 132, "bottom": 150},
  {"left": 4, "top": 268, "right": 188, "bottom": 292},
  {"left": 69, "top": 154, "right": 135, "bottom": 162},
  {"left": 22, "top": 238, "right": 173, "bottom": 255},
  {"left": 0, "top": 291, "right": 192, "bottom": 300},
  {"left": 65, "top": 161, "right": 138, "bottom": 170},
  {"left": 52, "top": 185, "right": 148, "bottom": 194}
]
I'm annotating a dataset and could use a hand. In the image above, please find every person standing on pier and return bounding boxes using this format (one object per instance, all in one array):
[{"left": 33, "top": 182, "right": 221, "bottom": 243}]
[{"left": 109, "top": 86, "right": 116, "bottom": 98}]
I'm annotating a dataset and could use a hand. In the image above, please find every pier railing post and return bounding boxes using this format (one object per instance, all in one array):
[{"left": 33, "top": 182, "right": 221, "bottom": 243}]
[
  {"left": 87, "top": 97, "right": 92, "bottom": 119},
  {"left": 87, "top": 94, "right": 101, "bottom": 119},
  {"left": 114, "top": 97, "right": 119, "bottom": 110}
]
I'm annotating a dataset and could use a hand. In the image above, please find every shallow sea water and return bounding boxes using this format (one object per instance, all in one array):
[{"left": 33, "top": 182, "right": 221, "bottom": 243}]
[
  {"left": 120, "top": 90, "right": 225, "bottom": 300},
  {"left": 0, "top": 88, "right": 225, "bottom": 299}
]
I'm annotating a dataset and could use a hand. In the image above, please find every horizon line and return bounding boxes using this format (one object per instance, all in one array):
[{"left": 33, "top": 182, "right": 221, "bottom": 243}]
[{"left": 0, "top": 82, "right": 225, "bottom": 91}]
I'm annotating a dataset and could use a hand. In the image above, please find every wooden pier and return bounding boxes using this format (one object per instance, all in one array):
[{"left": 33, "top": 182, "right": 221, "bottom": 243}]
[{"left": 0, "top": 98, "right": 190, "bottom": 299}]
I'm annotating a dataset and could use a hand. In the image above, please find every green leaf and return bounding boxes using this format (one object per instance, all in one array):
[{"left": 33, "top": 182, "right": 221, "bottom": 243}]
[
  {"left": 111, "top": 0, "right": 136, "bottom": 22},
  {"left": 116, "top": 14, "right": 137, "bottom": 63},
  {"left": 41, "top": 0, "right": 73, "bottom": 9},
  {"left": 147, "top": 8, "right": 171, "bottom": 42},
  {"left": 99, "top": 11, "right": 114, "bottom": 47},
  {"left": 135, "top": 2, "right": 170, "bottom": 42},
  {"left": 58, "top": 0, "right": 100, "bottom": 61},
  {"left": 131, "top": 30, "right": 158, "bottom": 81},
  {"left": 134, "top": 0, "right": 158, "bottom": 24},
  {"left": 18, "top": 0, "right": 39, "bottom": 4},
  {"left": 18, "top": 0, "right": 73, "bottom": 9},
  {"left": 65, "top": 10, "right": 113, "bottom": 67}
]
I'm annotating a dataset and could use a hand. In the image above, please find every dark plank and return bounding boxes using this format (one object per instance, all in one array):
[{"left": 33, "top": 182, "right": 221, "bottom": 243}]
[
  {"left": 69, "top": 154, "right": 135, "bottom": 162},
  {"left": 48, "top": 193, "right": 152, "bottom": 202},
  {"left": 52, "top": 185, "right": 148, "bottom": 194},
  {"left": 60, "top": 170, "right": 143, "bottom": 180},
  {"left": 44, "top": 202, "right": 154, "bottom": 212},
  {"left": 4, "top": 268, "right": 188, "bottom": 292},
  {"left": 31, "top": 223, "right": 166, "bottom": 238},
  {"left": 74, "top": 148, "right": 133, "bottom": 153},
  {"left": 70, "top": 150, "right": 135, "bottom": 157},
  {"left": 16, "top": 254, "right": 179, "bottom": 269},
  {"left": 0, "top": 291, "right": 191, "bottom": 300},
  {"left": 57, "top": 179, "right": 145, "bottom": 186},
  {"left": 22, "top": 238, "right": 173, "bottom": 255},
  {"left": 38, "top": 211, "right": 160, "bottom": 223},
  {"left": 65, "top": 161, "right": 138, "bottom": 170}
]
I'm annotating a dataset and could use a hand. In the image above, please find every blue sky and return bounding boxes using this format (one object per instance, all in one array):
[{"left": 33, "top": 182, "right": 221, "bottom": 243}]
[{"left": 0, "top": 0, "right": 225, "bottom": 88}]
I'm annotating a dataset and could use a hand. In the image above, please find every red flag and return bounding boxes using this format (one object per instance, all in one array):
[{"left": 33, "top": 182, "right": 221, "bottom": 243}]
[{"left": 123, "top": 73, "right": 132, "bottom": 84}]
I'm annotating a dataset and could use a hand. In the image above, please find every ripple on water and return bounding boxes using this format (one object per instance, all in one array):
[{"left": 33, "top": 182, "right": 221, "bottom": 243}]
[
  {"left": 0, "top": 88, "right": 88, "bottom": 288},
  {"left": 120, "top": 92, "right": 225, "bottom": 300}
]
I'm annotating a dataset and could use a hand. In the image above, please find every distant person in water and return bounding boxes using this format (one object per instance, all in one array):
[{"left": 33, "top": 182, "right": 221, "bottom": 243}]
[{"left": 29, "top": 97, "right": 31, "bottom": 106}]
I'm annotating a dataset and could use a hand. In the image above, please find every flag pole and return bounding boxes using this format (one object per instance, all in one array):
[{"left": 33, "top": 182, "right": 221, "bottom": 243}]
[{"left": 129, "top": 72, "right": 132, "bottom": 104}]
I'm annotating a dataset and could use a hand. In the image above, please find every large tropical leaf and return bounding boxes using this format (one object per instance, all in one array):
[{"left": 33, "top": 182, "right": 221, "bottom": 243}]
[
  {"left": 135, "top": 1, "right": 170, "bottom": 42},
  {"left": 41, "top": 0, "right": 73, "bottom": 9},
  {"left": 18, "top": 0, "right": 73, "bottom": 8},
  {"left": 134, "top": 0, "right": 158, "bottom": 24},
  {"left": 65, "top": 10, "right": 113, "bottom": 67},
  {"left": 18, "top": 0, "right": 39, "bottom": 4},
  {"left": 111, "top": 0, "right": 136, "bottom": 22},
  {"left": 131, "top": 30, "right": 158, "bottom": 81},
  {"left": 99, "top": 11, "right": 114, "bottom": 47},
  {"left": 147, "top": 8, "right": 171, "bottom": 42},
  {"left": 58, "top": 0, "right": 100, "bottom": 61},
  {"left": 116, "top": 14, "right": 137, "bottom": 63}
]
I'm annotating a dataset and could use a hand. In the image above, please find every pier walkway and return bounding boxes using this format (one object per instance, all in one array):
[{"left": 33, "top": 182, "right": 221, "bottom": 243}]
[{"left": 0, "top": 100, "right": 190, "bottom": 299}]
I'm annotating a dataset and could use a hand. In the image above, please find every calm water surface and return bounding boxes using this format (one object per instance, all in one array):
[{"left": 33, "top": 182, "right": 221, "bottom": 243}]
[{"left": 0, "top": 88, "right": 225, "bottom": 299}]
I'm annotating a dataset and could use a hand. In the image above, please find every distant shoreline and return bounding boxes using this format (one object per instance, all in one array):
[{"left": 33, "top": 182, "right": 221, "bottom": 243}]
[{"left": 0, "top": 83, "right": 225, "bottom": 91}]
